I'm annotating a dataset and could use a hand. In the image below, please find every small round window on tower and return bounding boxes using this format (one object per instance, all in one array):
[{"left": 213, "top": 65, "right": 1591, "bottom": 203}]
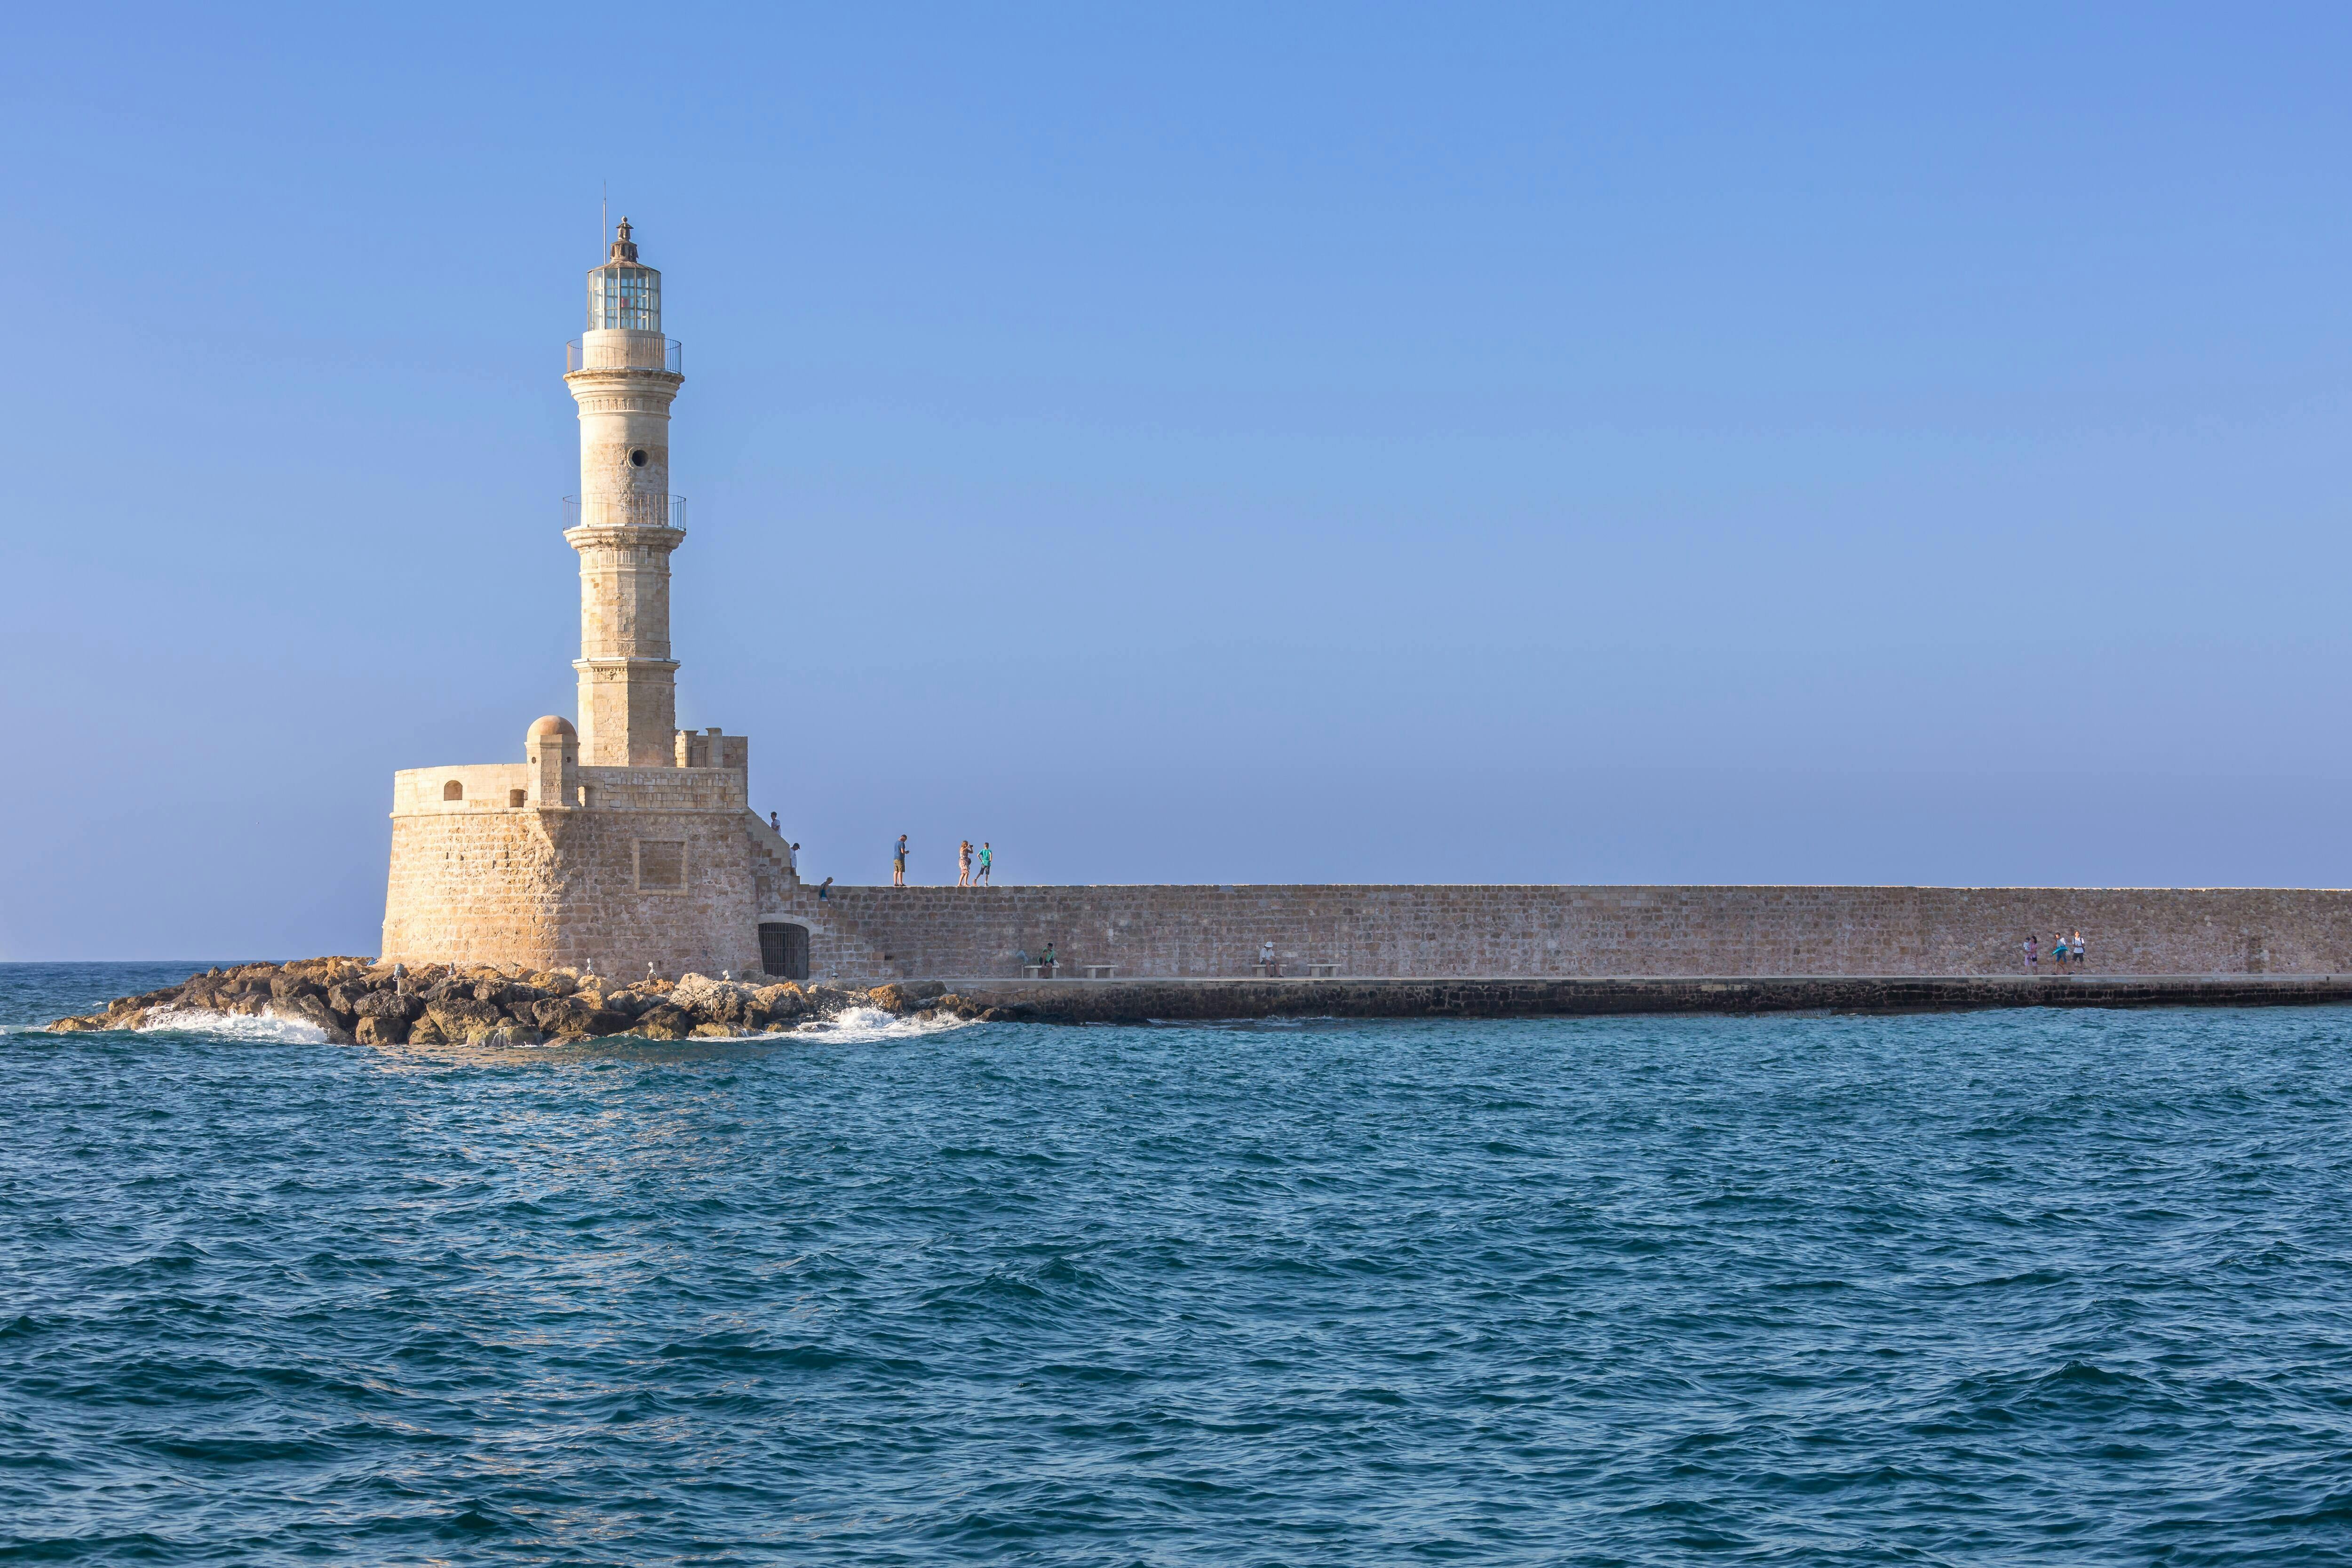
[{"left": 629, "top": 448, "right": 649, "bottom": 468}]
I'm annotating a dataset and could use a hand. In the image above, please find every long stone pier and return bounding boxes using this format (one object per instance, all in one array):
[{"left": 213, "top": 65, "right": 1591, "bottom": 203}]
[{"left": 918, "top": 972, "right": 2352, "bottom": 1025}]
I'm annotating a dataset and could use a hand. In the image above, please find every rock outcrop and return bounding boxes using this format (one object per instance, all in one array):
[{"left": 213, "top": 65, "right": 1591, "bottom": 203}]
[{"left": 43, "top": 959, "right": 890, "bottom": 1045}]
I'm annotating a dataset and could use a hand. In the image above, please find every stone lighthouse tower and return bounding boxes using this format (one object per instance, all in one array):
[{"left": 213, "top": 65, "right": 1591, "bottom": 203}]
[
  {"left": 380, "top": 222, "right": 889, "bottom": 985},
  {"left": 565, "top": 218, "right": 686, "bottom": 766}
]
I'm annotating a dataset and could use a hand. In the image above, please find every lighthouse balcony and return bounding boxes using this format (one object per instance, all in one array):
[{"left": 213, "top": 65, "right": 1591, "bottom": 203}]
[
  {"left": 564, "top": 494, "right": 686, "bottom": 531},
  {"left": 567, "top": 335, "right": 683, "bottom": 374}
]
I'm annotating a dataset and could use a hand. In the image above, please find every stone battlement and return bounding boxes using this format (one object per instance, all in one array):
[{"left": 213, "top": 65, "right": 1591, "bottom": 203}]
[{"left": 391, "top": 763, "right": 748, "bottom": 816}]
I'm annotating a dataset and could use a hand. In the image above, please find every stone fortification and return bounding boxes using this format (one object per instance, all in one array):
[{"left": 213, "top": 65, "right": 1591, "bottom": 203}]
[
  {"left": 376, "top": 222, "right": 899, "bottom": 984},
  {"left": 822, "top": 883, "right": 2352, "bottom": 979},
  {"left": 367, "top": 223, "right": 2351, "bottom": 996},
  {"left": 379, "top": 749, "right": 891, "bottom": 981}
]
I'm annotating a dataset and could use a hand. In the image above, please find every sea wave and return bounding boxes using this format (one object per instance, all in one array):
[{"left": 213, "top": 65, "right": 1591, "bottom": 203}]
[
  {"left": 759, "top": 1003, "right": 976, "bottom": 1044},
  {"left": 135, "top": 1005, "right": 330, "bottom": 1043}
]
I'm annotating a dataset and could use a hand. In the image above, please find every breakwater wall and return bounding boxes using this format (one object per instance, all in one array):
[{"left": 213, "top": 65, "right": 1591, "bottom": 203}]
[
  {"left": 927, "top": 973, "right": 2352, "bottom": 1024},
  {"left": 824, "top": 884, "right": 2352, "bottom": 980}
]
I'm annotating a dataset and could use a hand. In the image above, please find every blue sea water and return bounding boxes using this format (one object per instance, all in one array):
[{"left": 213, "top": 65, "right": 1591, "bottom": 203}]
[{"left": 5, "top": 963, "right": 2352, "bottom": 1564}]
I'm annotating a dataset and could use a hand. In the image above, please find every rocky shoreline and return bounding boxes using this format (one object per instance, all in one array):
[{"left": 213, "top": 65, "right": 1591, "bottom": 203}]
[
  {"left": 44, "top": 959, "right": 1010, "bottom": 1045},
  {"left": 48, "top": 963, "right": 2352, "bottom": 1042}
]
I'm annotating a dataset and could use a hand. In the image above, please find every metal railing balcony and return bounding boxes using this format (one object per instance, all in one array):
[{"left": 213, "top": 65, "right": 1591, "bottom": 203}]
[
  {"left": 566, "top": 337, "right": 683, "bottom": 374},
  {"left": 563, "top": 493, "right": 687, "bottom": 531}
]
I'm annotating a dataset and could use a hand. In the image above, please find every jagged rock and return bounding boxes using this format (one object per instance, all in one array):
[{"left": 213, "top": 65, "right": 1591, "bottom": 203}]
[
  {"left": 672, "top": 973, "right": 758, "bottom": 1023},
  {"left": 355, "top": 1014, "right": 408, "bottom": 1046},
  {"left": 284, "top": 994, "right": 355, "bottom": 1044},
  {"left": 634, "top": 1004, "right": 691, "bottom": 1040},
  {"left": 426, "top": 997, "right": 501, "bottom": 1041},
  {"left": 48, "top": 1015, "right": 110, "bottom": 1033},
  {"left": 105, "top": 987, "right": 180, "bottom": 1023},
  {"left": 688, "top": 1022, "right": 739, "bottom": 1038},
  {"left": 481, "top": 1024, "right": 543, "bottom": 1047},
  {"left": 532, "top": 995, "right": 627, "bottom": 1037},
  {"left": 270, "top": 973, "right": 323, "bottom": 1003},
  {"left": 355, "top": 989, "right": 422, "bottom": 1021},
  {"left": 406, "top": 1014, "right": 447, "bottom": 1045},
  {"left": 867, "top": 981, "right": 946, "bottom": 1014}
]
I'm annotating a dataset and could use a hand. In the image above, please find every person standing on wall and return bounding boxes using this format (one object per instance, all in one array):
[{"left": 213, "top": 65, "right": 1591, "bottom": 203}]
[
  {"left": 2072, "top": 929, "right": 2087, "bottom": 968},
  {"left": 892, "top": 835, "right": 908, "bottom": 888},
  {"left": 957, "top": 839, "right": 973, "bottom": 888},
  {"left": 977, "top": 842, "right": 993, "bottom": 885}
]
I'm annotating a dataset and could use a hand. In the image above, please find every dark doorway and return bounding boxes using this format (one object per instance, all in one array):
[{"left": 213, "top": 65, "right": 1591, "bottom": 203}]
[{"left": 759, "top": 922, "right": 810, "bottom": 981}]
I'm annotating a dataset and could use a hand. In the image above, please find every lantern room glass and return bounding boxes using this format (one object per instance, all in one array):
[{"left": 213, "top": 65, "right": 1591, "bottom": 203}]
[{"left": 588, "top": 264, "right": 661, "bottom": 332}]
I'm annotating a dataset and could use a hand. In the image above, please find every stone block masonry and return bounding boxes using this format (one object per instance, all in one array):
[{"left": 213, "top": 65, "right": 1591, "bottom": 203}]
[{"left": 823, "top": 884, "right": 2352, "bottom": 979}]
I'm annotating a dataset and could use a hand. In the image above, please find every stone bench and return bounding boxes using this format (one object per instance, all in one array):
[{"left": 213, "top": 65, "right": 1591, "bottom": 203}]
[
  {"left": 1082, "top": 963, "right": 1117, "bottom": 980},
  {"left": 1024, "top": 963, "right": 1058, "bottom": 979},
  {"left": 1306, "top": 963, "right": 1338, "bottom": 978}
]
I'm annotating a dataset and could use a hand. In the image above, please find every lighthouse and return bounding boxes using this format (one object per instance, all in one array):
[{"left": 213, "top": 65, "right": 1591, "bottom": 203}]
[
  {"left": 565, "top": 218, "right": 687, "bottom": 766},
  {"left": 379, "top": 223, "right": 865, "bottom": 985}
]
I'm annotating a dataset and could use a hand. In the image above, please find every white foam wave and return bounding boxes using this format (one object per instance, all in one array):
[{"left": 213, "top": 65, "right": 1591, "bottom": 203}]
[
  {"left": 753, "top": 1004, "right": 975, "bottom": 1045},
  {"left": 136, "top": 1006, "right": 330, "bottom": 1044}
]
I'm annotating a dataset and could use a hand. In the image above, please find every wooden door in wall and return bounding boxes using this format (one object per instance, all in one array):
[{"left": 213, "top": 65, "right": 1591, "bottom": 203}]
[{"left": 759, "top": 923, "right": 810, "bottom": 981}]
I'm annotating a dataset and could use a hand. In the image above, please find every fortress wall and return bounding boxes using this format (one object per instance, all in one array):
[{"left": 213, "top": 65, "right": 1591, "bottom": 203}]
[
  {"left": 821, "top": 884, "right": 2352, "bottom": 979},
  {"left": 380, "top": 805, "right": 761, "bottom": 978},
  {"left": 578, "top": 763, "right": 746, "bottom": 812}
]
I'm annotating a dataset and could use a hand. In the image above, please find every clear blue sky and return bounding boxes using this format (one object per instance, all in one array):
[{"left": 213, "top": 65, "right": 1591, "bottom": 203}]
[{"left": 4, "top": 4, "right": 2348, "bottom": 959}]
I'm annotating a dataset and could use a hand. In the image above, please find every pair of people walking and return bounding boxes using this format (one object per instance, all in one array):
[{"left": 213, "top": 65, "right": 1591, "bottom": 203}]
[{"left": 2024, "top": 930, "right": 2088, "bottom": 970}]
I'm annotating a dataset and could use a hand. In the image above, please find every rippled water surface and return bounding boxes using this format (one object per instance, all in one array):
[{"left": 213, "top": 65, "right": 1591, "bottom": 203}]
[{"left": 7, "top": 962, "right": 2352, "bottom": 1564}]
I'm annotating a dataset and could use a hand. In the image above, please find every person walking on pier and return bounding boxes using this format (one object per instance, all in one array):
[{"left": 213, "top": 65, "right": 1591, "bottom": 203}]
[
  {"left": 2072, "top": 930, "right": 2087, "bottom": 968},
  {"left": 2023, "top": 933, "right": 2038, "bottom": 969},
  {"left": 892, "top": 835, "right": 908, "bottom": 888}
]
